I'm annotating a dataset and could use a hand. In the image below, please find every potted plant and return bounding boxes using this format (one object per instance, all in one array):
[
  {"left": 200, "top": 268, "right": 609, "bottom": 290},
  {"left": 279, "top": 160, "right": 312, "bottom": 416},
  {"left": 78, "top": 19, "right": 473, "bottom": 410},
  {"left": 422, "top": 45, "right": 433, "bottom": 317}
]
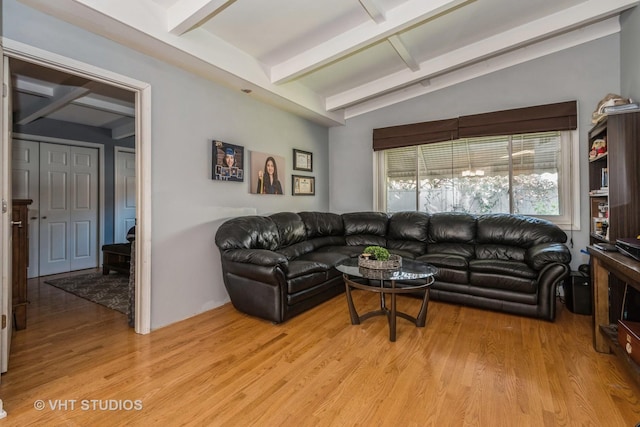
[
  {"left": 363, "top": 246, "right": 390, "bottom": 261},
  {"left": 359, "top": 246, "right": 401, "bottom": 269}
]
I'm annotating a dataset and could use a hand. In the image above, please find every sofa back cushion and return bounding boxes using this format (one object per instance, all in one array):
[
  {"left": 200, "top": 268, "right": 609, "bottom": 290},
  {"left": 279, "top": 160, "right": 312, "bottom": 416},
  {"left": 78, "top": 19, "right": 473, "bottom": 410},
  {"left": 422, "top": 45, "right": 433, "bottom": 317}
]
[
  {"left": 298, "top": 211, "right": 344, "bottom": 238},
  {"left": 342, "top": 211, "right": 388, "bottom": 247},
  {"left": 215, "top": 215, "right": 280, "bottom": 251},
  {"left": 474, "top": 214, "right": 567, "bottom": 261},
  {"left": 427, "top": 212, "right": 476, "bottom": 258},
  {"left": 269, "top": 212, "right": 307, "bottom": 248},
  {"left": 476, "top": 214, "right": 567, "bottom": 247},
  {"left": 387, "top": 211, "right": 429, "bottom": 256}
]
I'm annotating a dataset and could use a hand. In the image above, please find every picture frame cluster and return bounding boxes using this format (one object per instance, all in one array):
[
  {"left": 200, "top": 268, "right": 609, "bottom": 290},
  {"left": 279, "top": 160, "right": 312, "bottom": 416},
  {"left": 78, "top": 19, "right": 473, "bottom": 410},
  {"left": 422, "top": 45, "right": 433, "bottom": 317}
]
[
  {"left": 211, "top": 140, "right": 315, "bottom": 196},
  {"left": 292, "top": 149, "right": 315, "bottom": 196}
]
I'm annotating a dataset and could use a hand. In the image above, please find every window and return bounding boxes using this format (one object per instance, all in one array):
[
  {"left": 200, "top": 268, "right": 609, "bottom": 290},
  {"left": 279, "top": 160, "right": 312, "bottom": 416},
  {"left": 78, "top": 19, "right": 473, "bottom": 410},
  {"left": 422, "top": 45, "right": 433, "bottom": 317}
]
[{"left": 375, "top": 130, "right": 579, "bottom": 229}]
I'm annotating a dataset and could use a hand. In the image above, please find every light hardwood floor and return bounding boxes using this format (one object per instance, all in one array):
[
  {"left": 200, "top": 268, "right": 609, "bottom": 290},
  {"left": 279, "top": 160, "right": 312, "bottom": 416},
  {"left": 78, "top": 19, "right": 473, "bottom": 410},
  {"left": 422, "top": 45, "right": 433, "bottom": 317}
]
[{"left": 1, "top": 272, "right": 639, "bottom": 426}]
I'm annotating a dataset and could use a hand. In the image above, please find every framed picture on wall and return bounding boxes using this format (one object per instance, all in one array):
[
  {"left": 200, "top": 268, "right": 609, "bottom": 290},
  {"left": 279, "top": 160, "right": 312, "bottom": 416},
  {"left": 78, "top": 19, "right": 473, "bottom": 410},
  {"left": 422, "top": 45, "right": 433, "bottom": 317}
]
[
  {"left": 292, "top": 175, "right": 315, "bottom": 196},
  {"left": 293, "top": 149, "right": 313, "bottom": 172},
  {"left": 212, "top": 140, "right": 244, "bottom": 182},
  {"left": 250, "top": 151, "right": 285, "bottom": 194}
]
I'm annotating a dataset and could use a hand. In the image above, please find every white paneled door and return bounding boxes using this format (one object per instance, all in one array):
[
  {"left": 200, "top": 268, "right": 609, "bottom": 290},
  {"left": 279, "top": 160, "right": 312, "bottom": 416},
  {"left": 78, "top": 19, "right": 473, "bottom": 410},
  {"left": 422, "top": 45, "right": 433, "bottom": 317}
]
[
  {"left": 114, "top": 149, "right": 136, "bottom": 243},
  {"left": 39, "top": 143, "right": 98, "bottom": 276},
  {"left": 12, "top": 139, "right": 40, "bottom": 278}
]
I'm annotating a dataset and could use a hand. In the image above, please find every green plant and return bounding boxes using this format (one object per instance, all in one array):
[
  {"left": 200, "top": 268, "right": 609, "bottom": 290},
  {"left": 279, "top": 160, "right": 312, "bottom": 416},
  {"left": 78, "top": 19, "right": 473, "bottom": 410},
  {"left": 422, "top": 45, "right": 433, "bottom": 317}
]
[{"left": 363, "top": 246, "right": 390, "bottom": 261}]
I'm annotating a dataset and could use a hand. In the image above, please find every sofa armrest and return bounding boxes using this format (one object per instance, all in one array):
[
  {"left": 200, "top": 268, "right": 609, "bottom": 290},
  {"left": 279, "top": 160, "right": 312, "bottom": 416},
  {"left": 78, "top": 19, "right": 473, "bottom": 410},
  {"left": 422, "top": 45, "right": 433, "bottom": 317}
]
[
  {"left": 525, "top": 243, "right": 571, "bottom": 270},
  {"left": 222, "top": 249, "right": 288, "bottom": 267}
]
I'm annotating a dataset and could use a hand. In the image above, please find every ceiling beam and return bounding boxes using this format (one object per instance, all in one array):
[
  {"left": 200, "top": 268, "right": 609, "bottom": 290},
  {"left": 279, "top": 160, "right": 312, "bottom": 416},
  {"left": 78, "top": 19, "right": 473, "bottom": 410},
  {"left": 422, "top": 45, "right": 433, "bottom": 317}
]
[
  {"left": 167, "top": 0, "right": 235, "bottom": 36},
  {"left": 358, "top": 0, "right": 386, "bottom": 24},
  {"left": 343, "top": 17, "right": 621, "bottom": 119},
  {"left": 388, "top": 35, "right": 420, "bottom": 72},
  {"left": 13, "top": 78, "right": 54, "bottom": 97},
  {"left": 270, "top": 0, "right": 469, "bottom": 84},
  {"left": 15, "top": 84, "right": 91, "bottom": 125},
  {"left": 14, "top": 75, "right": 135, "bottom": 117},
  {"left": 110, "top": 117, "right": 136, "bottom": 139},
  {"left": 327, "top": 0, "right": 640, "bottom": 111},
  {"left": 73, "top": 95, "right": 136, "bottom": 117},
  {"left": 21, "top": 0, "right": 345, "bottom": 126}
]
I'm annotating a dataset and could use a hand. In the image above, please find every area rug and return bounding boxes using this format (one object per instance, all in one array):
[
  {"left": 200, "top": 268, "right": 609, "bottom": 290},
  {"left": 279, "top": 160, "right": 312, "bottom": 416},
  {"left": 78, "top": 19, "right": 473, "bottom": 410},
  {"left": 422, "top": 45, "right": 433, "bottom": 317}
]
[{"left": 45, "top": 272, "right": 129, "bottom": 314}]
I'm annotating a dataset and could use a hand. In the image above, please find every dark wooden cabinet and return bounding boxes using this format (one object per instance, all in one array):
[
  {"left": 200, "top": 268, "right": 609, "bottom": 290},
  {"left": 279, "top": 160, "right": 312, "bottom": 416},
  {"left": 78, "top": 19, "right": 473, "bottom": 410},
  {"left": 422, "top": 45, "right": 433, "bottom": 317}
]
[
  {"left": 12, "top": 199, "right": 32, "bottom": 330},
  {"left": 589, "top": 111, "right": 640, "bottom": 325}
]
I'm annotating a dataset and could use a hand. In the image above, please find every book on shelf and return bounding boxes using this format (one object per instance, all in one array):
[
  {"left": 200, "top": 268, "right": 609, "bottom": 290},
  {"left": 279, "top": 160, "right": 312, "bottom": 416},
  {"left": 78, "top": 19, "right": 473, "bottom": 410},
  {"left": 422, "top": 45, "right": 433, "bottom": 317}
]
[
  {"left": 601, "top": 167, "right": 608, "bottom": 188},
  {"left": 604, "top": 103, "right": 640, "bottom": 113},
  {"left": 589, "top": 188, "right": 609, "bottom": 196}
]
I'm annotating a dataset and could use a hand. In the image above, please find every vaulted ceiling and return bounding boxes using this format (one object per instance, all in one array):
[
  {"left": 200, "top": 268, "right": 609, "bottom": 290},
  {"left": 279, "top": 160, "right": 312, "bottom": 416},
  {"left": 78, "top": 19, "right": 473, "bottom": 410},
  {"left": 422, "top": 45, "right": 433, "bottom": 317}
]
[{"left": 14, "top": 0, "right": 640, "bottom": 129}]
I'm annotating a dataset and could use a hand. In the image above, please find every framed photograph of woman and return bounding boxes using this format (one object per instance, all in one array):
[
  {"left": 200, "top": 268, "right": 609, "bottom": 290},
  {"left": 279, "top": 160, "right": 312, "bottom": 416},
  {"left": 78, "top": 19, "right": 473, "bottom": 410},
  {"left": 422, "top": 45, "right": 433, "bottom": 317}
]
[
  {"left": 250, "top": 151, "right": 285, "bottom": 195},
  {"left": 212, "top": 140, "right": 244, "bottom": 182}
]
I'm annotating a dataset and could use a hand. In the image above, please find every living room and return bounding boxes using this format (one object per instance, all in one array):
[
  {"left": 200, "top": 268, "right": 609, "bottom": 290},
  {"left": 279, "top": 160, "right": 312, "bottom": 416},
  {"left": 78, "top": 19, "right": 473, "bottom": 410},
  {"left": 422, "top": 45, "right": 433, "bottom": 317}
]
[{"left": 2, "top": 0, "right": 640, "bottom": 424}]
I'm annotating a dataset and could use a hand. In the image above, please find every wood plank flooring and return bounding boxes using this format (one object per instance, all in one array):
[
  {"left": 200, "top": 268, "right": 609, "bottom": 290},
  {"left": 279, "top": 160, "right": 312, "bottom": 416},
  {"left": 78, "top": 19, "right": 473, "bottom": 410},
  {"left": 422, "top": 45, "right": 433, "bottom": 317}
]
[{"left": 1, "top": 271, "right": 639, "bottom": 426}]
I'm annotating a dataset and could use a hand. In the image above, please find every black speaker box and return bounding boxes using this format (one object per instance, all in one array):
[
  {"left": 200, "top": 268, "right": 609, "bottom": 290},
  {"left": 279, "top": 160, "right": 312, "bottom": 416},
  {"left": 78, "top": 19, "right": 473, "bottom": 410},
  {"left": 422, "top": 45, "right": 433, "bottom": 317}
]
[{"left": 565, "top": 271, "right": 592, "bottom": 315}]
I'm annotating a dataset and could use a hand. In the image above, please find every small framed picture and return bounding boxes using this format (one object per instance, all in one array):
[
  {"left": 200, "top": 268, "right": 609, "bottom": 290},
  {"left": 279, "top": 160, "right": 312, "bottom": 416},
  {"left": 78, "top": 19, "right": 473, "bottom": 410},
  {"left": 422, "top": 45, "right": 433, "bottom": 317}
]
[
  {"left": 293, "top": 149, "right": 313, "bottom": 172},
  {"left": 213, "top": 140, "right": 244, "bottom": 182},
  {"left": 292, "top": 175, "right": 315, "bottom": 196}
]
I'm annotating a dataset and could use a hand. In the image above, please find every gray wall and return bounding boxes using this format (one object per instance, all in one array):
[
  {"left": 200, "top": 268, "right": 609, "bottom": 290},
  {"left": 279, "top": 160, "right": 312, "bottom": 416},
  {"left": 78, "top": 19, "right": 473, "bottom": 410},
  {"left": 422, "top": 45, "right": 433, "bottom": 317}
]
[
  {"left": 328, "top": 35, "right": 622, "bottom": 270},
  {"left": 621, "top": 6, "right": 640, "bottom": 101},
  {"left": 4, "top": 0, "right": 330, "bottom": 329}
]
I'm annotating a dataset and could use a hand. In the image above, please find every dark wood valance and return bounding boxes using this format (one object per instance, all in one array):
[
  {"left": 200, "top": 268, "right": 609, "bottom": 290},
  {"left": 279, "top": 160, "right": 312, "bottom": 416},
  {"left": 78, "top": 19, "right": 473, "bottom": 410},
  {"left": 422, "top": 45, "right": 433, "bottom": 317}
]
[
  {"left": 458, "top": 101, "right": 577, "bottom": 138},
  {"left": 372, "top": 100, "right": 577, "bottom": 151},
  {"left": 372, "top": 118, "right": 458, "bottom": 151}
]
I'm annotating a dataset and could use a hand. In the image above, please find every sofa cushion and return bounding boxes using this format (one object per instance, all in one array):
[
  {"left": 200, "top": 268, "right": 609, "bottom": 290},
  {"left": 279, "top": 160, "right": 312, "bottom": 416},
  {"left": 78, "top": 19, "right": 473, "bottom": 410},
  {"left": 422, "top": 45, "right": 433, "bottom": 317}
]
[
  {"left": 476, "top": 214, "right": 567, "bottom": 247},
  {"left": 386, "top": 211, "right": 429, "bottom": 256},
  {"left": 469, "top": 271, "right": 537, "bottom": 294},
  {"left": 296, "top": 251, "right": 350, "bottom": 268},
  {"left": 287, "top": 271, "right": 329, "bottom": 295},
  {"left": 475, "top": 244, "right": 526, "bottom": 262},
  {"left": 315, "top": 245, "right": 363, "bottom": 258},
  {"left": 277, "top": 241, "right": 315, "bottom": 260},
  {"left": 418, "top": 253, "right": 469, "bottom": 284},
  {"left": 426, "top": 242, "right": 475, "bottom": 259},
  {"left": 307, "top": 236, "right": 347, "bottom": 251},
  {"left": 299, "top": 211, "right": 344, "bottom": 238},
  {"left": 470, "top": 259, "right": 538, "bottom": 280},
  {"left": 343, "top": 211, "right": 389, "bottom": 247},
  {"left": 429, "top": 212, "right": 476, "bottom": 243},
  {"left": 270, "top": 212, "right": 307, "bottom": 248},
  {"left": 286, "top": 259, "right": 328, "bottom": 278},
  {"left": 418, "top": 253, "right": 469, "bottom": 269}
]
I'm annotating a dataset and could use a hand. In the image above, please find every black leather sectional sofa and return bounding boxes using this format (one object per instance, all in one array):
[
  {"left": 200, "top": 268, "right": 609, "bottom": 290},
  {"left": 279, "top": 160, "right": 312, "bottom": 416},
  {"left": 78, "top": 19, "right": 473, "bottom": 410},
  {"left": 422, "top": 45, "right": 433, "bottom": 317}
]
[{"left": 214, "top": 211, "right": 571, "bottom": 324}]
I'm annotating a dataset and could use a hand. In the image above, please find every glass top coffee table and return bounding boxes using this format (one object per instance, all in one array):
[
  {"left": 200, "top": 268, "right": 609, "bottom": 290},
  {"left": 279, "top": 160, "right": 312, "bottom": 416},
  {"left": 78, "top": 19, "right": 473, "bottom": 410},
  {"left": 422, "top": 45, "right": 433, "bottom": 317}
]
[{"left": 335, "top": 258, "right": 437, "bottom": 342}]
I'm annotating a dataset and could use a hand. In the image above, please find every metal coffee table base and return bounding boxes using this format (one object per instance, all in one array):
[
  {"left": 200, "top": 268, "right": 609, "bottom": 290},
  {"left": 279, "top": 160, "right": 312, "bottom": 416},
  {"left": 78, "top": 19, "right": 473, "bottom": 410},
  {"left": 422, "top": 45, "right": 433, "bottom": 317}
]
[{"left": 343, "top": 275, "right": 432, "bottom": 342}]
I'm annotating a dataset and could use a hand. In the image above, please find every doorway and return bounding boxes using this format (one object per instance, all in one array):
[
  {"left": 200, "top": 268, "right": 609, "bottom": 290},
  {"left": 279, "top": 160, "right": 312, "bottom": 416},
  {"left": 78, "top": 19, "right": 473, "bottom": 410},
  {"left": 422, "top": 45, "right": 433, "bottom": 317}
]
[{"left": 3, "top": 40, "right": 151, "bottom": 334}]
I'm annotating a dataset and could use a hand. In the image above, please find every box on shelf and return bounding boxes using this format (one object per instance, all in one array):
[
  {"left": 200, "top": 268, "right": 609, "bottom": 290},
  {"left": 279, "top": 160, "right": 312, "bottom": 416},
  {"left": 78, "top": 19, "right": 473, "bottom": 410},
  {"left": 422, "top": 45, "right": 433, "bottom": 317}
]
[
  {"left": 592, "top": 217, "right": 608, "bottom": 235},
  {"left": 617, "top": 320, "right": 640, "bottom": 365}
]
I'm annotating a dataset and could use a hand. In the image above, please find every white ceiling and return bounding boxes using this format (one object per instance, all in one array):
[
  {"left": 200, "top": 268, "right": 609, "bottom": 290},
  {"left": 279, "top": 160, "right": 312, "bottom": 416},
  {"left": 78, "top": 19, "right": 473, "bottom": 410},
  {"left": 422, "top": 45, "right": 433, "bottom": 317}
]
[{"left": 14, "top": 0, "right": 640, "bottom": 129}]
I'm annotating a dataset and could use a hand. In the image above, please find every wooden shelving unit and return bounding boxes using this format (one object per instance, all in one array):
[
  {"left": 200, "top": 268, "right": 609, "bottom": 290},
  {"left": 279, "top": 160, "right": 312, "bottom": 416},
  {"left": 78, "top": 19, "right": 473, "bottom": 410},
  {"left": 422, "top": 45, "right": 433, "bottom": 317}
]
[{"left": 588, "top": 110, "right": 640, "bottom": 245}]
